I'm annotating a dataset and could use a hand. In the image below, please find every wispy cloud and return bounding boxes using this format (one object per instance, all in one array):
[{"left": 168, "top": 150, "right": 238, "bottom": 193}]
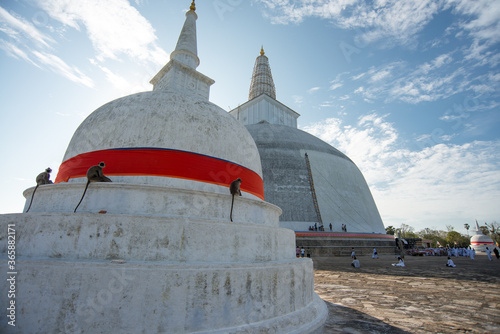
[
  {"left": 302, "top": 114, "right": 500, "bottom": 229},
  {"left": 33, "top": 51, "right": 94, "bottom": 87},
  {"left": 257, "top": 0, "right": 441, "bottom": 47},
  {"left": 0, "top": 5, "right": 94, "bottom": 87},
  {"left": 0, "top": 39, "right": 40, "bottom": 67},
  {"left": 451, "top": 0, "right": 500, "bottom": 45},
  {"left": 0, "top": 1, "right": 168, "bottom": 90},
  {"left": 348, "top": 56, "right": 494, "bottom": 104},
  {"left": 292, "top": 95, "right": 304, "bottom": 104},
  {"left": 308, "top": 86, "right": 320, "bottom": 94},
  {"left": 0, "top": 6, "right": 54, "bottom": 48},
  {"left": 36, "top": 0, "right": 168, "bottom": 65},
  {"left": 256, "top": 0, "right": 500, "bottom": 53}
]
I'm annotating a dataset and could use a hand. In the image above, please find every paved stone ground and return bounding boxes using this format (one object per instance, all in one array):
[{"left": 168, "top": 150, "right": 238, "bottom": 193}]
[{"left": 312, "top": 254, "right": 500, "bottom": 334}]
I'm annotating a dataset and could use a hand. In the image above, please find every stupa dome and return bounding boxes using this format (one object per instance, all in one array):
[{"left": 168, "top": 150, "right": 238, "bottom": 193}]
[
  {"left": 54, "top": 8, "right": 264, "bottom": 201},
  {"left": 246, "top": 122, "right": 385, "bottom": 234},
  {"left": 57, "top": 90, "right": 263, "bottom": 198}
]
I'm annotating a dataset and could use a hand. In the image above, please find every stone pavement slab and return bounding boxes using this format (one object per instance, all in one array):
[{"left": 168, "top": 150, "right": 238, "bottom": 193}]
[{"left": 312, "top": 254, "right": 500, "bottom": 334}]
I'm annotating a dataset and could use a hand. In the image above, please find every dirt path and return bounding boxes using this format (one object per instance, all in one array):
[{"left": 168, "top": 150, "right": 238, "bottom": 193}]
[{"left": 312, "top": 254, "right": 500, "bottom": 333}]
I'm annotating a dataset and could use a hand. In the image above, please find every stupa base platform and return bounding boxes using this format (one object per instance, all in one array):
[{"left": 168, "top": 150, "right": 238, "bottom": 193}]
[
  {"left": 0, "top": 258, "right": 327, "bottom": 333},
  {"left": 295, "top": 232, "right": 395, "bottom": 256},
  {"left": 0, "top": 212, "right": 326, "bottom": 333}
]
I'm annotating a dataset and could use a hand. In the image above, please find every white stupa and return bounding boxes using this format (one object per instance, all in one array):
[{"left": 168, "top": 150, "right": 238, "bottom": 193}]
[
  {"left": 470, "top": 220, "right": 495, "bottom": 253},
  {"left": 230, "top": 48, "right": 386, "bottom": 234},
  {"left": 0, "top": 2, "right": 326, "bottom": 333},
  {"left": 229, "top": 48, "right": 392, "bottom": 255}
]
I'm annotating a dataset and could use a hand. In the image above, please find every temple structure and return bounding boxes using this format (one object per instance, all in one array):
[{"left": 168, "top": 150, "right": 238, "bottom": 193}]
[
  {"left": 0, "top": 3, "right": 326, "bottom": 333},
  {"left": 470, "top": 220, "right": 495, "bottom": 252},
  {"left": 229, "top": 48, "right": 394, "bottom": 255}
]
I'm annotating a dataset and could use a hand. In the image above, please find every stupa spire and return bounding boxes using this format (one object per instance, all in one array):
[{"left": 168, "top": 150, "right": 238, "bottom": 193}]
[
  {"left": 249, "top": 46, "right": 276, "bottom": 100},
  {"left": 474, "top": 219, "right": 482, "bottom": 234},
  {"left": 170, "top": 1, "right": 199, "bottom": 68},
  {"left": 150, "top": 0, "right": 214, "bottom": 100}
]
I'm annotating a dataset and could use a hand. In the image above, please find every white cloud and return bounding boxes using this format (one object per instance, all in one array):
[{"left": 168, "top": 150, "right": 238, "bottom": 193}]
[
  {"left": 369, "top": 68, "right": 392, "bottom": 83},
  {"left": 346, "top": 58, "right": 493, "bottom": 105},
  {"left": 0, "top": 5, "right": 94, "bottom": 87},
  {"left": 32, "top": 51, "right": 94, "bottom": 87},
  {"left": 36, "top": 0, "right": 168, "bottom": 65},
  {"left": 450, "top": 0, "right": 500, "bottom": 44},
  {"left": 302, "top": 114, "right": 500, "bottom": 230},
  {"left": 257, "top": 0, "right": 442, "bottom": 47},
  {"left": 329, "top": 82, "right": 342, "bottom": 90},
  {"left": 257, "top": 0, "right": 500, "bottom": 52},
  {"left": 0, "top": 1, "right": 168, "bottom": 90},
  {"left": 308, "top": 86, "right": 320, "bottom": 94},
  {"left": 0, "top": 6, "right": 54, "bottom": 48},
  {"left": 0, "top": 40, "right": 40, "bottom": 67},
  {"left": 292, "top": 95, "right": 304, "bottom": 104}
]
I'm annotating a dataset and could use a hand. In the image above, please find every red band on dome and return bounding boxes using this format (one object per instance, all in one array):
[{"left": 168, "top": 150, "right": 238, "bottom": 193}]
[{"left": 55, "top": 148, "right": 264, "bottom": 200}]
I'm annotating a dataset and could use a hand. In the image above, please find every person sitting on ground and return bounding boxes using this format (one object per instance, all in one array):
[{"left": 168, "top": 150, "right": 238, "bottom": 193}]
[
  {"left": 446, "top": 256, "right": 456, "bottom": 267},
  {"left": 351, "top": 256, "right": 360, "bottom": 268},
  {"left": 392, "top": 256, "right": 405, "bottom": 267}
]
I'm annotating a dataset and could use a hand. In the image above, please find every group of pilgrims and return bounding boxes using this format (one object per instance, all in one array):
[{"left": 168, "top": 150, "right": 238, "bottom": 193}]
[
  {"left": 349, "top": 245, "right": 500, "bottom": 268},
  {"left": 432, "top": 246, "right": 477, "bottom": 258}
]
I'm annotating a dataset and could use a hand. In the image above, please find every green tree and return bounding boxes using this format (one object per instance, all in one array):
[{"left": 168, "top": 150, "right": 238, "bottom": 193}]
[
  {"left": 446, "top": 231, "right": 470, "bottom": 247},
  {"left": 385, "top": 226, "right": 396, "bottom": 235},
  {"left": 485, "top": 221, "right": 500, "bottom": 245},
  {"left": 417, "top": 228, "right": 447, "bottom": 248},
  {"left": 480, "top": 226, "right": 489, "bottom": 235},
  {"left": 398, "top": 223, "right": 418, "bottom": 238}
]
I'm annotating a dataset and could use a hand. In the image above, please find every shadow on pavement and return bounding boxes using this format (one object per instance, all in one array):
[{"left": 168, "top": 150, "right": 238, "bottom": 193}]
[{"left": 316, "top": 301, "right": 412, "bottom": 334}]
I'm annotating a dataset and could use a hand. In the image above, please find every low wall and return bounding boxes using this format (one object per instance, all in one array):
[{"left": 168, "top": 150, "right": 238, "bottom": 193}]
[{"left": 295, "top": 232, "right": 395, "bottom": 256}]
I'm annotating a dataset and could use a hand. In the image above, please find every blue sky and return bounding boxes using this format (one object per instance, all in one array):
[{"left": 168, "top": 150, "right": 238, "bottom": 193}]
[{"left": 1, "top": 0, "right": 499, "bottom": 234}]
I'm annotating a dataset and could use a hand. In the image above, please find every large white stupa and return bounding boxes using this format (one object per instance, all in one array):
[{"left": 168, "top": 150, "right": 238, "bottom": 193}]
[
  {"left": 230, "top": 49, "right": 393, "bottom": 255},
  {"left": 0, "top": 3, "right": 326, "bottom": 333}
]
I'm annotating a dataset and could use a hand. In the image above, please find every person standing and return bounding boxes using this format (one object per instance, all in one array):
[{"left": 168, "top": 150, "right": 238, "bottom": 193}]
[
  {"left": 301, "top": 247, "right": 305, "bottom": 258},
  {"left": 471, "top": 248, "right": 475, "bottom": 260},
  {"left": 372, "top": 248, "right": 378, "bottom": 259},
  {"left": 351, "top": 248, "right": 355, "bottom": 259},
  {"left": 329, "top": 223, "right": 332, "bottom": 231},
  {"left": 493, "top": 247, "right": 499, "bottom": 260},
  {"left": 486, "top": 247, "right": 492, "bottom": 261}
]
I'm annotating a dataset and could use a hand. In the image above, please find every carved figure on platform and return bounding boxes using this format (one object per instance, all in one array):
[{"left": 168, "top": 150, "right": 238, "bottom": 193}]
[
  {"left": 74, "top": 162, "right": 112, "bottom": 213},
  {"left": 229, "top": 177, "right": 242, "bottom": 222},
  {"left": 26, "top": 168, "right": 53, "bottom": 212}
]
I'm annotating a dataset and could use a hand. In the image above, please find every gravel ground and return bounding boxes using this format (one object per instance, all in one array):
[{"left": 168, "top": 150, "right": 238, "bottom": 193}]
[{"left": 312, "top": 253, "right": 500, "bottom": 334}]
